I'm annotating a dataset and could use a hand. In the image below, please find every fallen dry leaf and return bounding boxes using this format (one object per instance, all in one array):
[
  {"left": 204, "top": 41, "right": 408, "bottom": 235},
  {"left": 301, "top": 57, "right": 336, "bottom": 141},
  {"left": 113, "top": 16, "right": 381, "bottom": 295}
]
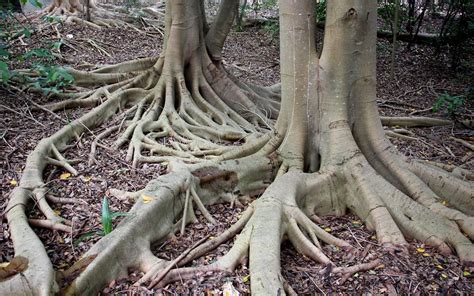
[
  {"left": 222, "top": 282, "right": 239, "bottom": 296},
  {"left": 142, "top": 194, "right": 154, "bottom": 204},
  {"left": 59, "top": 172, "right": 71, "bottom": 180},
  {"left": 0, "top": 256, "right": 28, "bottom": 281}
]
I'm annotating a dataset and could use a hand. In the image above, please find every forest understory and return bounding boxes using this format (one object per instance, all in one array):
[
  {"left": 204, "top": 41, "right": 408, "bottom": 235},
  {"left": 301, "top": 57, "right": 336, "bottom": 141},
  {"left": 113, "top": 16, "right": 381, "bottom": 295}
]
[{"left": 1, "top": 5, "right": 474, "bottom": 294}]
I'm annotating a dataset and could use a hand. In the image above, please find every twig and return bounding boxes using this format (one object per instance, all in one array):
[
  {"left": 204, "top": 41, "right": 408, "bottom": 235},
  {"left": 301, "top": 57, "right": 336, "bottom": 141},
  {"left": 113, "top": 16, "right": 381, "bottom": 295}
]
[
  {"left": 346, "top": 225, "right": 363, "bottom": 248},
  {"left": 304, "top": 271, "right": 326, "bottom": 296},
  {"left": 0, "top": 104, "right": 45, "bottom": 127},
  {"left": 385, "top": 131, "right": 417, "bottom": 141},
  {"left": 409, "top": 106, "right": 432, "bottom": 116},
  {"left": 332, "top": 259, "right": 382, "bottom": 275},
  {"left": 444, "top": 145, "right": 455, "bottom": 157},
  {"left": 147, "top": 234, "right": 210, "bottom": 289}
]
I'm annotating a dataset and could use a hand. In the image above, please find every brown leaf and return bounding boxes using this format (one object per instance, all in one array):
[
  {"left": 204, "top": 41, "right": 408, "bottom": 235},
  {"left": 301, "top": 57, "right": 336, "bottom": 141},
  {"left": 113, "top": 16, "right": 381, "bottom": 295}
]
[{"left": 0, "top": 256, "right": 29, "bottom": 281}]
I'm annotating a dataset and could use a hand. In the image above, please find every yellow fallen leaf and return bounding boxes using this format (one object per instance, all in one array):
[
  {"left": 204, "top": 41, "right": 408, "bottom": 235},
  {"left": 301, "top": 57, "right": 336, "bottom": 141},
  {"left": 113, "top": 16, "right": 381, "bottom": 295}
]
[
  {"left": 441, "top": 273, "right": 448, "bottom": 279},
  {"left": 222, "top": 282, "right": 239, "bottom": 296},
  {"left": 0, "top": 263, "right": 9, "bottom": 268},
  {"left": 435, "top": 265, "right": 443, "bottom": 270},
  {"left": 142, "top": 194, "right": 154, "bottom": 204},
  {"left": 352, "top": 220, "right": 361, "bottom": 224},
  {"left": 83, "top": 176, "right": 92, "bottom": 182},
  {"left": 242, "top": 275, "right": 250, "bottom": 283},
  {"left": 54, "top": 210, "right": 61, "bottom": 216},
  {"left": 422, "top": 253, "right": 431, "bottom": 257},
  {"left": 417, "top": 247, "right": 425, "bottom": 253},
  {"left": 441, "top": 200, "right": 448, "bottom": 206},
  {"left": 10, "top": 179, "right": 17, "bottom": 186},
  {"left": 463, "top": 271, "right": 471, "bottom": 277},
  {"left": 324, "top": 227, "right": 332, "bottom": 232},
  {"left": 59, "top": 172, "right": 71, "bottom": 180}
]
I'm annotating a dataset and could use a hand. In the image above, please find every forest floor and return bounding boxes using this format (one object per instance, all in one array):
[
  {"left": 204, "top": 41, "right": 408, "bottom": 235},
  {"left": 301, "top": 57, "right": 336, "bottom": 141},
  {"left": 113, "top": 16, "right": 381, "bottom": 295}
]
[{"left": 1, "top": 18, "right": 474, "bottom": 295}]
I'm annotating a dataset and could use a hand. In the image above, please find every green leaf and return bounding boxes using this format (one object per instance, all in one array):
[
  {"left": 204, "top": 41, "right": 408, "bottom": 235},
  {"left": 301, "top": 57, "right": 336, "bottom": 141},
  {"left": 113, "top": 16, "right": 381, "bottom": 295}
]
[
  {"left": 0, "top": 61, "right": 10, "bottom": 83},
  {"left": 50, "top": 70, "right": 59, "bottom": 83},
  {"left": 23, "top": 48, "right": 53, "bottom": 60},
  {"left": 22, "top": 28, "right": 32, "bottom": 38},
  {"left": 52, "top": 40, "right": 63, "bottom": 50},
  {"left": 28, "top": 0, "right": 43, "bottom": 8},
  {"left": 101, "top": 197, "right": 112, "bottom": 235},
  {"left": 0, "top": 48, "right": 10, "bottom": 58},
  {"left": 44, "top": 15, "right": 61, "bottom": 23}
]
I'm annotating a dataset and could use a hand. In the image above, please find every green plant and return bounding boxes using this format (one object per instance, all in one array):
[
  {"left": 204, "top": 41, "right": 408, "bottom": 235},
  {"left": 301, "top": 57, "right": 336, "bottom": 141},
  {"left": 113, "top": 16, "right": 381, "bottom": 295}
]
[
  {"left": 101, "top": 197, "right": 129, "bottom": 236},
  {"left": 124, "top": 0, "right": 140, "bottom": 12},
  {"left": 377, "top": 1, "right": 409, "bottom": 32},
  {"left": 315, "top": 0, "right": 326, "bottom": 23},
  {"left": 74, "top": 197, "right": 129, "bottom": 244},
  {"left": 432, "top": 93, "right": 466, "bottom": 117},
  {"left": 102, "top": 197, "right": 113, "bottom": 235},
  {"left": 263, "top": 21, "right": 279, "bottom": 41},
  {"left": 0, "top": 1, "right": 74, "bottom": 94},
  {"left": 262, "top": 0, "right": 277, "bottom": 10},
  {"left": 31, "top": 65, "right": 75, "bottom": 94}
]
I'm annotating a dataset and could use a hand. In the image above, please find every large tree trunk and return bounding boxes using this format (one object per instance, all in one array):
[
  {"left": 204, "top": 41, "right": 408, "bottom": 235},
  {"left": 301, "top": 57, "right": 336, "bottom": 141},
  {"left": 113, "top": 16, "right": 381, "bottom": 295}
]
[{"left": 1, "top": 0, "right": 473, "bottom": 295}]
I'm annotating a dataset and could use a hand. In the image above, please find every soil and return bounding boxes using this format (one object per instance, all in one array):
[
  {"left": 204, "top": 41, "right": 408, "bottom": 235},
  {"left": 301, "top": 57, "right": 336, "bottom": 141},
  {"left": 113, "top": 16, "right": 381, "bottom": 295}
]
[{"left": 1, "top": 12, "right": 473, "bottom": 296}]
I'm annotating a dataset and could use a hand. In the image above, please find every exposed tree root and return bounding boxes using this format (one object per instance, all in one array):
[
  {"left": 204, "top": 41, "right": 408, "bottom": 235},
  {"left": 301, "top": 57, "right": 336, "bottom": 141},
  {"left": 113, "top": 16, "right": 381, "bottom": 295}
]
[
  {"left": 146, "top": 234, "right": 210, "bottom": 289},
  {"left": 37, "top": 0, "right": 164, "bottom": 30},
  {"left": 415, "top": 159, "right": 474, "bottom": 181},
  {"left": 28, "top": 218, "right": 72, "bottom": 232},
  {"left": 2, "top": 0, "right": 473, "bottom": 295}
]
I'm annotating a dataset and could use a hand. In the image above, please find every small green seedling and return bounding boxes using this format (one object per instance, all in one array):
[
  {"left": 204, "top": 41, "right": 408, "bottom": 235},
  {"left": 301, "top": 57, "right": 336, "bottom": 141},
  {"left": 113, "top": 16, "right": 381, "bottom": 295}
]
[
  {"left": 74, "top": 197, "right": 129, "bottom": 245},
  {"left": 433, "top": 93, "right": 465, "bottom": 117},
  {"left": 101, "top": 196, "right": 113, "bottom": 235},
  {"left": 101, "top": 196, "right": 129, "bottom": 235}
]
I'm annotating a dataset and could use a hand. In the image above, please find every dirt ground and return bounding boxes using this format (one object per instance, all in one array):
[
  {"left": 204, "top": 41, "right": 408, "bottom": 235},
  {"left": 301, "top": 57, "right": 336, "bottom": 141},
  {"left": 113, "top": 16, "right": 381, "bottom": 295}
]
[{"left": 1, "top": 16, "right": 473, "bottom": 295}]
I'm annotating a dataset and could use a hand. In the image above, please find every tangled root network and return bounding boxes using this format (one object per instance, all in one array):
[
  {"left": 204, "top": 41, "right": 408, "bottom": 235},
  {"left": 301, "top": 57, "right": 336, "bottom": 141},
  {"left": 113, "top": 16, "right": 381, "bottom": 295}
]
[{"left": 2, "top": 0, "right": 473, "bottom": 295}]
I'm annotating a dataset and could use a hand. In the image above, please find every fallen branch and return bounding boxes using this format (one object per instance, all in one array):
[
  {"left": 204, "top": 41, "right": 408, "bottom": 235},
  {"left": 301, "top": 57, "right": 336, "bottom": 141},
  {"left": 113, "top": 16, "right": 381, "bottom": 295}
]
[
  {"left": 450, "top": 137, "right": 474, "bottom": 151},
  {"left": 381, "top": 116, "right": 451, "bottom": 127},
  {"left": 385, "top": 131, "right": 417, "bottom": 141},
  {"left": 377, "top": 31, "right": 442, "bottom": 45}
]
